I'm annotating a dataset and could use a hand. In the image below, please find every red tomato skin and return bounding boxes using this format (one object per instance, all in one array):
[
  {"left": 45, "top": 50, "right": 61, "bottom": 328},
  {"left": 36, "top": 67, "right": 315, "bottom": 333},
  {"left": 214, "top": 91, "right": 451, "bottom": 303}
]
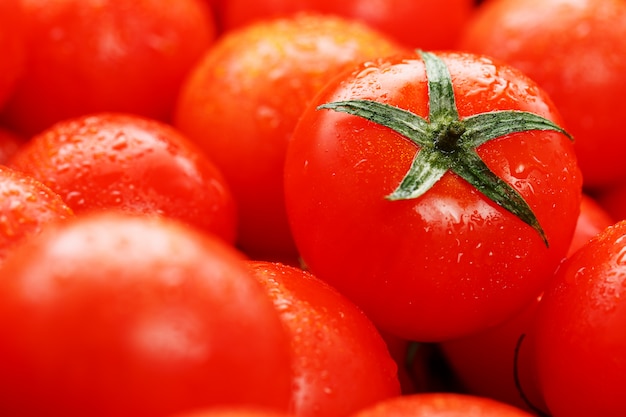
[
  {"left": 174, "top": 13, "right": 405, "bottom": 259},
  {"left": 1, "top": 0, "right": 216, "bottom": 136},
  {"left": 7, "top": 113, "right": 237, "bottom": 244},
  {"left": 348, "top": 392, "right": 535, "bottom": 417},
  {"left": 0, "top": 0, "right": 25, "bottom": 110},
  {"left": 0, "top": 212, "right": 293, "bottom": 417},
  {"left": 247, "top": 261, "right": 401, "bottom": 417},
  {"left": 458, "top": 0, "right": 626, "bottom": 188},
  {"left": 218, "top": 0, "right": 475, "bottom": 51},
  {"left": 533, "top": 220, "right": 626, "bottom": 417},
  {"left": 0, "top": 165, "right": 73, "bottom": 262},
  {"left": 284, "top": 51, "right": 582, "bottom": 342}
]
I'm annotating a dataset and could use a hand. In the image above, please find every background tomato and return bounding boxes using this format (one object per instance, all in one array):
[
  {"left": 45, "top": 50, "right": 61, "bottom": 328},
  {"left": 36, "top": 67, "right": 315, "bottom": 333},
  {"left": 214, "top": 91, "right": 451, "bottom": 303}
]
[
  {"left": 0, "top": 212, "right": 293, "bottom": 417},
  {"left": 284, "top": 50, "right": 582, "bottom": 342},
  {"left": 0, "top": 0, "right": 25, "bottom": 110},
  {"left": 247, "top": 261, "right": 400, "bottom": 417},
  {"left": 174, "top": 13, "right": 405, "bottom": 260},
  {"left": 0, "top": 0, "right": 217, "bottom": 136},
  {"left": 457, "top": 0, "right": 626, "bottom": 189},
  {"left": 216, "top": 0, "right": 475, "bottom": 51},
  {"left": 348, "top": 392, "right": 535, "bottom": 417},
  {"left": 7, "top": 113, "right": 237, "bottom": 244},
  {"left": 0, "top": 165, "right": 73, "bottom": 262},
  {"left": 532, "top": 219, "right": 626, "bottom": 417}
]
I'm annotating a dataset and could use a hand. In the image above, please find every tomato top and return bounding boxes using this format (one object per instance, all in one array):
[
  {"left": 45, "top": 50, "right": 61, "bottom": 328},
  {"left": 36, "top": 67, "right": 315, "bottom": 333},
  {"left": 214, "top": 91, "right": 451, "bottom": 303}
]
[{"left": 285, "top": 50, "right": 582, "bottom": 341}]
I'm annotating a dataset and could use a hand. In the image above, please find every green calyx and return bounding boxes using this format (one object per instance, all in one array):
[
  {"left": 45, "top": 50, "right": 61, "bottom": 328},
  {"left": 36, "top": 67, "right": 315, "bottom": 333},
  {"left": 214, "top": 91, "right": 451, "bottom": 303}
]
[{"left": 317, "top": 50, "right": 573, "bottom": 247}]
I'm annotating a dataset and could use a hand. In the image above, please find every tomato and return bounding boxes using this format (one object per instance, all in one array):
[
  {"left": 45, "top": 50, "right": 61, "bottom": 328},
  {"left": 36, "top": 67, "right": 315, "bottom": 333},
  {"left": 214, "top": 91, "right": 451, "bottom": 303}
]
[
  {"left": 458, "top": 0, "right": 626, "bottom": 189},
  {"left": 217, "top": 0, "right": 475, "bottom": 51},
  {"left": 348, "top": 392, "right": 535, "bottom": 417},
  {"left": 174, "top": 13, "right": 405, "bottom": 260},
  {"left": 246, "top": 260, "right": 400, "bottom": 417},
  {"left": 284, "top": 50, "right": 582, "bottom": 342},
  {"left": 0, "top": 211, "right": 293, "bottom": 417},
  {"left": 438, "top": 192, "right": 614, "bottom": 411},
  {"left": 0, "top": 165, "right": 73, "bottom": 262},
  {"left": 7, "top": 113, "right": 237, "bottom": 244},
  {"left": 0, "top": 0, "right": 25, "bottom": 110},
  {"left": 531, "top": 220, "right": 626, "bottom": 417},
  {"left": 0, "top": 0, "right": 216, "bottom": 136}
]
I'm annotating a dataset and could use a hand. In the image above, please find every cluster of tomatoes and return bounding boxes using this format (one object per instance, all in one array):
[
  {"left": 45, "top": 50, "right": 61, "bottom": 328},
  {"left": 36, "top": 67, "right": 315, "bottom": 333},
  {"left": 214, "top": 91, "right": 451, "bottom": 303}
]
[{"left": 0, "top": 0, "right": 625, "bottom": 416}]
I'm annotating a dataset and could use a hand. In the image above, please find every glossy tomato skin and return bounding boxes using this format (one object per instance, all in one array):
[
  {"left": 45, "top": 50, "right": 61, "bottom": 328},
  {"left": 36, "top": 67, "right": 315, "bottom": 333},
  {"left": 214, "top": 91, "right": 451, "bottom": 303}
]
[
  {"left": 0, "top": 212, "right": 293, "bottom": 417},
  {"left": 348, "top": 392, "right": 535, "bottom": 417},
  {"left": 7, "top": 113, "right": 237, "bottom": 244},
  {"left": 0, "top": 165, "right": 73, "bottom": 262},
  {"left": 0, "top": 0, "right": 25, "bottom": 110},
  {"left": 0, "top": 0, "right": 216, "bottom": 136},
  {"left": 247, "top": 261, "right": 401, "bottom": 417},
  {"left": 532, "top": 220, "right": 626, "bottom": 417},
  {"left": 218, "top": 0, "right": 475, "bottom": 51},
  {"left": 284, "top": 51, "right": 582, "bottom": 342},
  {"left": 458, "top": 0, "right": 626, "bottom": 188},
  {"left": 174, "top": 13, "right": 405, "bottom": 260}
]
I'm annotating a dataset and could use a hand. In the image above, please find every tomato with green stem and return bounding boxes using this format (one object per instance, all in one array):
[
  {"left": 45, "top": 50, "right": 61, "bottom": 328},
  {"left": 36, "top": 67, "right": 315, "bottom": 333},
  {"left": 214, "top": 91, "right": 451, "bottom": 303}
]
[{"left": 284, "top": 50, "right": 582, "bottom": 342}]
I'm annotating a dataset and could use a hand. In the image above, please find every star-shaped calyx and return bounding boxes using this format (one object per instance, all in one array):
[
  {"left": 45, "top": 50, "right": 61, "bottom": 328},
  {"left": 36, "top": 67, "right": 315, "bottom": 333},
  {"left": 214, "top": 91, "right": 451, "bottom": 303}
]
[{"left": 317, "top": 50, "right": 573, "bottom": 247}]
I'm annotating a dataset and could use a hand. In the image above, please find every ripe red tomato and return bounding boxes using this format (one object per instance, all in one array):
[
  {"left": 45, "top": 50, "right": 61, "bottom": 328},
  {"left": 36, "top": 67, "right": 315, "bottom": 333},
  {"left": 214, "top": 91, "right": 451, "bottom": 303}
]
[
  {"left": 246, "top": 260, "right": 401, "bottom": 417},
  {"left": 0, "top": 165, "right": 73, "bottom": 262},
  {"left": 348, "top": 392, "right": 535, "bottom": 417},
  {"left": 0, "top": 212, "right": 293, "bottom": 417},
  {"left": 284, "top": 50, "right": 582, "bottom": 342},
  {"left": 174, "top": 13, "right": 405, "bottom": 259},
  {"left": 0, "top": 0, "right": 25, "bottom": 110},
  {"left": 0, "top": 0, "right": 217, "bottom": 136},
  {"left": 457, "top": 0, "right": 626, "bottom": 188},
  {"left": 7, "top": 113, "right": 237, "bottom": 244},
  {"left": 217, "top": 0, "right": 475, "bottom": 51},
  {"left": 532, "top": 219, "right": 626, "bottom": 417}
]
